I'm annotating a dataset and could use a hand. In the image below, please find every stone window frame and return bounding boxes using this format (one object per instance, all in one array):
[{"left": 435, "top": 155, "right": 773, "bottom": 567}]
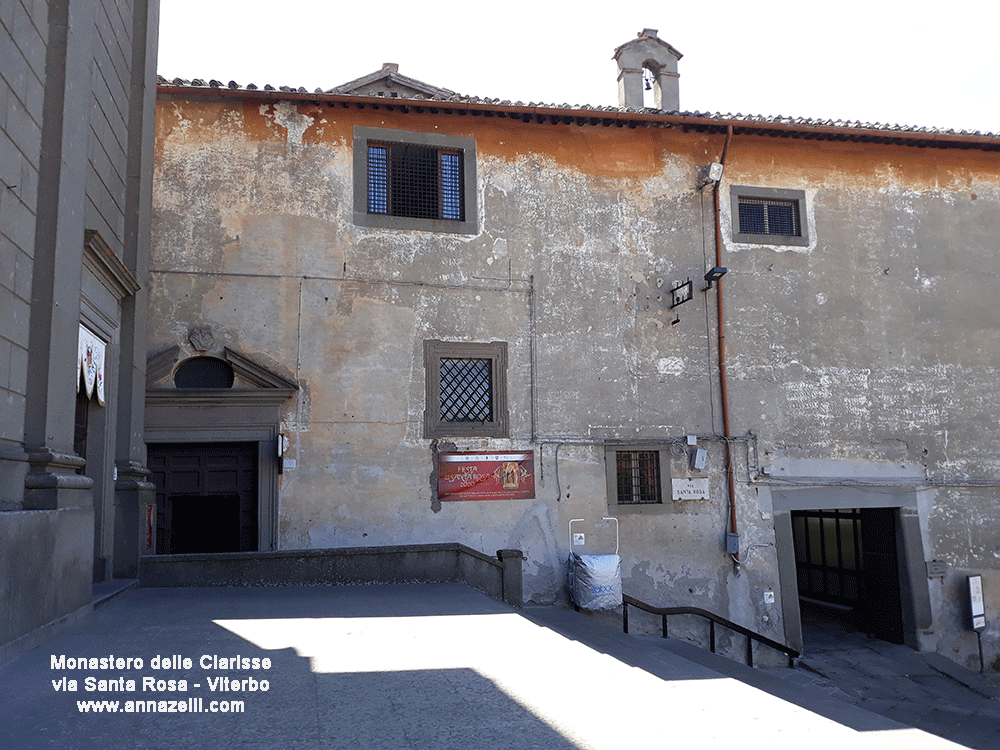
[
  {"left": 605, "top": 446, "right": 674, "bottom": 516},
  {"left": 353, "top": 126, "right": 478, "bottom": 235},
  {"left": 423, "top": 340, "right": 508, "bottom": 439},
  {"left": 730, "top": 185, "right": 809, "bottom": 247}
]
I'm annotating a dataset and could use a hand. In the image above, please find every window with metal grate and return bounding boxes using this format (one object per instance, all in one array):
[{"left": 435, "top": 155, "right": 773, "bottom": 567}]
[
  {"left": 439, "top": 358, "right": 493, "bottom": 423},
  {"left": 367, "top": 143, "right": 464, "bottom": 221},
  {"left": 730, "top": 186, "right": 809, "bottom": 247},
  {"left": 354, "top": 126, "right": 477, "bottom": 234},
  {"left": 424, "top": 340, "right": 508, "bottom": 438},
  {"left": 615, "top": 451, "right": 661, "bottom": 504},
  {"left": 737, "top": 197, "right": 800, "bottom": 237}
]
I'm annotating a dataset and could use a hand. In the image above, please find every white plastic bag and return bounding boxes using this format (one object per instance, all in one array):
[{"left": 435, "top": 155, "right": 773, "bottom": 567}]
[{"left": 570, "top": 553, "right": 622, "bottom": 611}]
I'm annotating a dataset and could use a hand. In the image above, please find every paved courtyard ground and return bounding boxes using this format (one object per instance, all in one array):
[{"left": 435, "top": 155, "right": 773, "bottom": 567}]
[{"left": 0, "top": 583, "right": 994, "bottom": 749}]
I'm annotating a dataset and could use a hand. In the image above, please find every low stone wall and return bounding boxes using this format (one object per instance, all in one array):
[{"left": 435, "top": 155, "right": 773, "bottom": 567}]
[
  {"left": 138, "top": 543, "right": 523, "bottom": 607},
  {"left": 0, "top": 508, "right": 94, "bottom": 650}
]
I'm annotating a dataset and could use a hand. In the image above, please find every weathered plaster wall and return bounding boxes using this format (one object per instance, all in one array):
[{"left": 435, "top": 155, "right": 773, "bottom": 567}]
[
  {"left": 150, "top": 96, "right": 749, "bottom": 612},
  {"left": 150, "top": 95, "right": 1000, "bottom": 670},
  {"left": 719, "top": 136, "right": 1000, "bottom": 669}
]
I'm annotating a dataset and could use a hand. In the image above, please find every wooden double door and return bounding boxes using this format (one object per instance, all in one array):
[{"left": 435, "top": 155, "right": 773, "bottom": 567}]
[{"left": 147, "top": 442, "right": 258, "bottom": 554}]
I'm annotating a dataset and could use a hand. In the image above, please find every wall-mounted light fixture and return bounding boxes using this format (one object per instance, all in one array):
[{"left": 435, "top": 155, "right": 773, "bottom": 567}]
[
  {"left": 702, "top": 267, "right": 727, "bottom": 291},
  {"left": 698, "top": 162, "right": 724, "bottom": 188},
  {"left": 278, "top": 433, "right": 289, "bottom": 474}
]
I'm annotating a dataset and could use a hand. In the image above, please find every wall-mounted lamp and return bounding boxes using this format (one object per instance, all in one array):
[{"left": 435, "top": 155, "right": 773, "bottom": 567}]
[
  {"left": 702, "top": 267, "right": 728, "bottom": 291},
  {"left": 698, "top": 162, "right": 724, "bottom": 188},
  {"left": 278, "top": 433, "right": 289, "bottom": 474}
]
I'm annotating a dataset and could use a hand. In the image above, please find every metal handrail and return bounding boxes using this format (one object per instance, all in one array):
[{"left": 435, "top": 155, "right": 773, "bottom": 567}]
[{"left": 622, "top": 593, "right": 799, "bottom": 668}]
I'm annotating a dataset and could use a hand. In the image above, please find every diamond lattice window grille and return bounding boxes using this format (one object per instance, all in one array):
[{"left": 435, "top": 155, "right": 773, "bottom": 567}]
[{"left": 439, "top": 358, "right": 492, "bottom": 423}]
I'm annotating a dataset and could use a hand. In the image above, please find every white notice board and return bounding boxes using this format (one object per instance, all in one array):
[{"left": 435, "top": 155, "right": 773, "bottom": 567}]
[{"left": 969, "top": 574, "right": 986, "bottom": 631}]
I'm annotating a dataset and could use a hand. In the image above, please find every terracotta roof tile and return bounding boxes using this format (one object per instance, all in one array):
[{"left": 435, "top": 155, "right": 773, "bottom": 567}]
[{"left": 155, "top": 76, "right": 998, "bottom": 140}]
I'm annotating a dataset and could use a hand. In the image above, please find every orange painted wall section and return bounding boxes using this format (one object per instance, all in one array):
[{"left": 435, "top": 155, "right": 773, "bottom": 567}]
[{"left": 156, "top": 95, "right": 1000, "bottom": 190}]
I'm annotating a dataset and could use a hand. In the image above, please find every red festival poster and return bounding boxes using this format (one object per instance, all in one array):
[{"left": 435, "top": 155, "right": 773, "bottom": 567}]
[{"left": 437, "top": 452, "right": 535, "bottom": 501}]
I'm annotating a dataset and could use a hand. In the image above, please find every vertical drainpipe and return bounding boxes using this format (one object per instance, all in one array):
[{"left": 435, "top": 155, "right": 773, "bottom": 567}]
[{"left": 713, "top": 125, "right": 738, "bottom": 559}]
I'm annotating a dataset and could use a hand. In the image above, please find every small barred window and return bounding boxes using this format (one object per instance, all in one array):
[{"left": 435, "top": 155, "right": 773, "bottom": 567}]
[
  {"left": 615, "top": 451, "right": 661, "bottom": 504},
  {"left": 731, "top": 186, "right": 809, "bottom": 247},
  {"left": 737, "top": 197, "right": 801, "bottom": 237},
  {"left": 439, "top": 358, "right": 493, "bottom": 423},
  {"left": 424, "top": 341, "right": 508, "bottom": 438}
]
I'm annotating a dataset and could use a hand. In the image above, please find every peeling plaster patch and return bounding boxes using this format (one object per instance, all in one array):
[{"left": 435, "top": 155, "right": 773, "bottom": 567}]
[
  {"left": 488, "top": 237, "right": 508, "bottom": 266},
  {"left": 915, "top": 268, "right": 940, "bottom": 290},
  {"left": 154, "top": 125, "right": 348, "bottom": 277},
  {"left": 481, "top": 159, "right": 514, "bottom": 195},
  {"left": 271, "top": 101, "right": 314, "bottom": 151},
  {"left": 657, "top": 357, "right": 685, "bottom": 376},
  {"left": 507, "top": 504, "right": 561, "bottom": 603},
  {"left": 770, "top": 364, "right": 973, "bottom": 458},
  {"left": 930, "top": 491, "right": 1000, "bottom": 569}
]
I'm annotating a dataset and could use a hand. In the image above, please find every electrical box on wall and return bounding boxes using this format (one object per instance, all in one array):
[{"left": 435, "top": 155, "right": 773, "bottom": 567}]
[
  {"left": 689, "top": 447, "right": 707, "bottom": 471},
  {"left": 726, "top": 532, "right": 740, "bottom": 555}
]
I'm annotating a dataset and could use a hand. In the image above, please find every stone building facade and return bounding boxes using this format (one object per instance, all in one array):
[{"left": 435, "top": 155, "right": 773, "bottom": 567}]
[
  {"left": 0, "top": 0, "right": 159, "bottom": 655},
  {"left": 148, "top": 31, "right": 1000, "bottom": 670}
]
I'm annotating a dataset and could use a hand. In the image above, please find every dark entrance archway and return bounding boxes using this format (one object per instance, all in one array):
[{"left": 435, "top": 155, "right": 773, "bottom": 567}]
[
  {"left": 791, "top": 507, "right": 905, "bottom": 644},
  {"left": 147, "top": 442, "right": 258, "bottom": 554}
]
